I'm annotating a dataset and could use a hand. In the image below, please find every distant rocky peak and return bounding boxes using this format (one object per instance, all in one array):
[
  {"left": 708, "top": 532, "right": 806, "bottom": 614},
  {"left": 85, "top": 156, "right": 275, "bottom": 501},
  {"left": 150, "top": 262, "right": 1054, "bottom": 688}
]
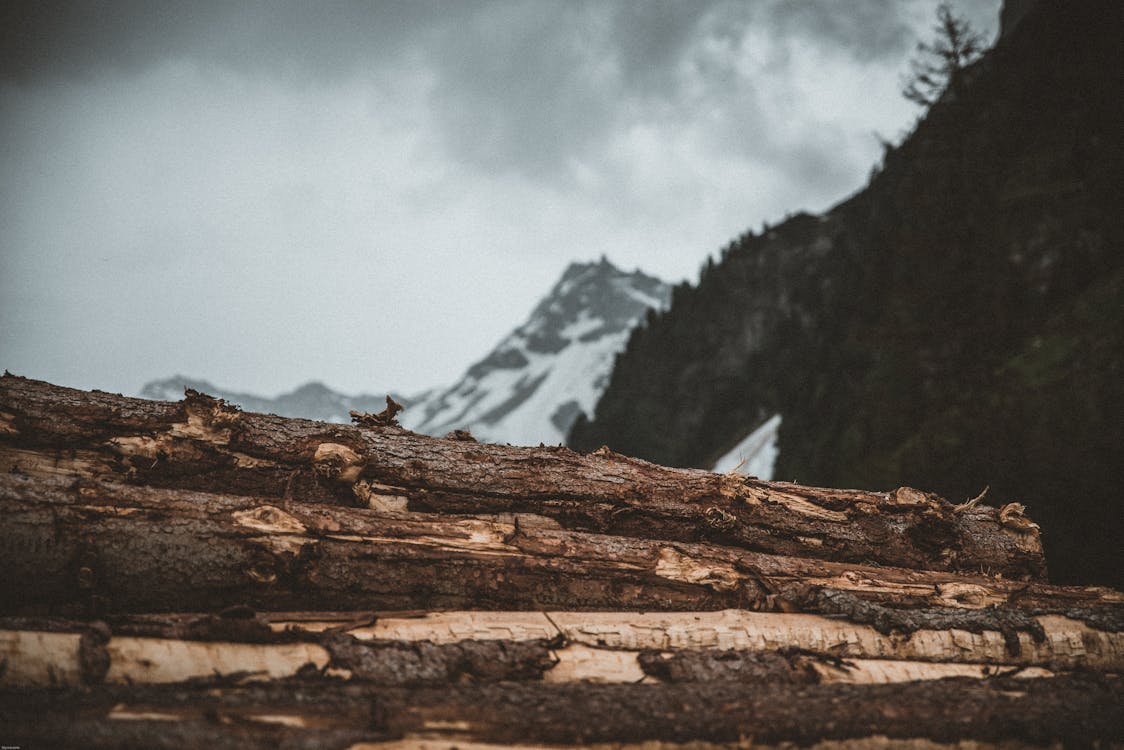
[
  {"left": 516, "top": 258, "right": 669, "bottom": 354},
  {"left": 401, "top": 257, "right": 672, "bottom": 446}
]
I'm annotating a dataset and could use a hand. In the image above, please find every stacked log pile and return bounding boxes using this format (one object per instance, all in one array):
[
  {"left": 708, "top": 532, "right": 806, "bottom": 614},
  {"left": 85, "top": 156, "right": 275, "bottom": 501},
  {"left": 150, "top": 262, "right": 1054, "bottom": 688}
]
[{"left": 1, "top": 374, "right": 1121, "bottom": 748}]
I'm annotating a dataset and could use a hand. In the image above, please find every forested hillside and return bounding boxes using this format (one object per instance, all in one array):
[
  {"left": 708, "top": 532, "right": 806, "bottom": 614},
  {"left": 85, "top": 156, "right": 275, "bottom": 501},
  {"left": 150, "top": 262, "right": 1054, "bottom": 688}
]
[{"left": 571, "top": 0, "right": 1123, "bottom": 587}]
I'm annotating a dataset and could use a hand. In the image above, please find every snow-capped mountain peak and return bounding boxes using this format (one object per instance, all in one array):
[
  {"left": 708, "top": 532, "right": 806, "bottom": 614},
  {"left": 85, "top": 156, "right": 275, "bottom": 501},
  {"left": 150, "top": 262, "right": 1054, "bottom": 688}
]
[{"left": 401, "top": 257, "right": 671, "bottom": 445}]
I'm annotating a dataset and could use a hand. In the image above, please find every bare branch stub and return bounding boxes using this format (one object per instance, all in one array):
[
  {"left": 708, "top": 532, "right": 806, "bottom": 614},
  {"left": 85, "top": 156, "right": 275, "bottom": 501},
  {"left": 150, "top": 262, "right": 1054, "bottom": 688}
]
[{"left": 351, "top": 395, "right": 404, "bottom": 428}]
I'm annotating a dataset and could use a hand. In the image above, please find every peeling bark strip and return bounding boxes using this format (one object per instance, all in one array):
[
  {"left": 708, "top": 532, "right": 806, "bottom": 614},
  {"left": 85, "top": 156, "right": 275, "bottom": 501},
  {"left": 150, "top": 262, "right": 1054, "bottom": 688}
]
[
  {"left": 4, "top": 604, "right": 1124, "bottom": 685},
  {"left": 3, "top": 622, "right": 1067, "bottom": 689},
  {"left": 0, "top": 625, "right": 553, "bottom": 689},
  {"left": 0, "top": 474, "right": 1116, "bottom": 619},
  {"left": 309, "top": 609, "right": 1124, "bottom": 669},
  {"left": 2, "top": 677, "right": 1122, "bottom": 748},
  {"left": 0, "top": 375, "right": 1046, "bottom": 578},
  {"left": 320, "top": 634, "right": 556, "bottom": 685},
  {"left": 633, "top": 649, "right": 1059, "bottom": 686},
  {"left": 633, "top": 651, "right": 1058, "bottom": 685}
]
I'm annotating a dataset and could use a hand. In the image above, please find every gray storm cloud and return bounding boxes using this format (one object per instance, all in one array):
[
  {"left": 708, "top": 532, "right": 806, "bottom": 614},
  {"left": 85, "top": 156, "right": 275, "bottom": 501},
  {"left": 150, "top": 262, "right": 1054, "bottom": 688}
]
[
  {"left": 2, "top": 2, "right": 925, "bottom": 81},
  {"left": 2, "top": 1, "right": 964, "bottom": 176},
  {"left": 0, "top": 1, "right": 999, "bottom": 396}
]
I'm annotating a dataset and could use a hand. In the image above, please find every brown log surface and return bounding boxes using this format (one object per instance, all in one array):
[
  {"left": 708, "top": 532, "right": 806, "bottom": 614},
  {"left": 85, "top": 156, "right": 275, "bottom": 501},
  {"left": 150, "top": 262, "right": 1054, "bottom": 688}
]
[
  {"left": 3, "top": 474, "right": 1122, "bottom": 679},
  {"left": 0, "top": 375, "right": 1046, "bottom": 578},
  {"left": 5, "top": 603, "right": 1123, "bottom": 688},
  {"left": 0, "top": 473, "right": 1114, "bottom": 620},
  {"left": 2, "top": 676, "right": 1122, "bottom": 749}
]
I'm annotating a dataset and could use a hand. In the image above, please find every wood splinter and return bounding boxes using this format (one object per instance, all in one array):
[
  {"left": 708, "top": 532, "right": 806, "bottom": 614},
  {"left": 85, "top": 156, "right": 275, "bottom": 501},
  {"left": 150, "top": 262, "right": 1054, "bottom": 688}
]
[{"left": 351, "top": 395, "right": 404, "bottom": 428}]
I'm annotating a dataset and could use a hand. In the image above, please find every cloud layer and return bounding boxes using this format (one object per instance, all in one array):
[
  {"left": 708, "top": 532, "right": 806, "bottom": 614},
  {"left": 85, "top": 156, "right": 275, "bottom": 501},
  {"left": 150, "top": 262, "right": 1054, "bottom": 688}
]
[{"left": 0, "top": 1, "right": 1000, "bottom": 396}]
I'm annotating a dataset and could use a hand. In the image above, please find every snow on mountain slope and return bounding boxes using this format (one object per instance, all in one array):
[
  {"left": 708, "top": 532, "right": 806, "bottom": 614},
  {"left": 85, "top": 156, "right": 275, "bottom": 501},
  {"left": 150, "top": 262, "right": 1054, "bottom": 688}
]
[
  {"left": 401, "top": 257, "right": 671, "bottom": 446},
  {"left": 711, "top": 414, "right": 782, "bottom": 480},
  {"left": 139, "top": 376, "right": 403, "bottom": 424}
]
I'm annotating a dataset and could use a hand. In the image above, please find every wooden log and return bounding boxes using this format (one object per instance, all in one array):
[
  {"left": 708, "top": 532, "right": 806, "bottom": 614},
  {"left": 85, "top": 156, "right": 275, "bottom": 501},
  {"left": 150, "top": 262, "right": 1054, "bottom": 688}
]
[
  {"left": 345, "top": 609, "right": 1124, "bottom": 669},
  {"left": 0, "top": 474, "right": 1117, "bottom": 622},
  {"left": 1, "top": 473, "right": 757, "bottom": 614},
  {"left": 2, "top": 676, "right": 1121, "bottom": 749},
  {"left": 334, "top": 741, "right": 1079, "bottom": 750},
  {"left": 0, "top": 628, "right": 555, "bottom": 689},
  {"left": 4, "top": 606, "right": 1094, "bottom": 690},
  {"left": 0, "top": 375, "right": 1047, "bottom": 579},
  {"left": 0, "top": 622, "right": 1062, "bottom": 689}
]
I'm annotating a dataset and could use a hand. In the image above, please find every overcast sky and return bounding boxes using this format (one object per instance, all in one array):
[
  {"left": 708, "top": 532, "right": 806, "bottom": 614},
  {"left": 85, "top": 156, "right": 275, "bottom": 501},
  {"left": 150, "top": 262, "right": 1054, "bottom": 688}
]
[{"left": 0, "top": 0, "right": 999, "bottom": 398}]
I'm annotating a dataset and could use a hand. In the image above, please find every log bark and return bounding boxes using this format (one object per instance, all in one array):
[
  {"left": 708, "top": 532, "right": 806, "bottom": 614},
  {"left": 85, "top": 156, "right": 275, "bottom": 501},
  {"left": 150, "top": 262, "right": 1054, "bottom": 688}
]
[
  {"left": 301, "top": 609, "right": 1124, "bottom": 670},
  {"left": 2, "top": 676, "right": 1122, "bottom": 749},
  {"left": 0, "top": 622, "right": 1065, "bottom": 689},
  {"left": 0, "top": 375, "right": 1047, "bottom": 579},
  {"left": 0, "top": 474, "right": 1116, "bottom": 622},
  {"left": 7, "top": 605, "right": 1113, "bottom": 689},
  {"left": 0, "top": 622, "right": 558, "bottom": 689}
]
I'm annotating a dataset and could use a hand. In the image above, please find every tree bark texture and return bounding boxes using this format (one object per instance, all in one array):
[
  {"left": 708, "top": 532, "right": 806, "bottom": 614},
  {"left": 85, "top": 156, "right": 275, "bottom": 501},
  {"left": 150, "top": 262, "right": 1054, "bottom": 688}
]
[
  {"left": 1, "top": 474, "right": 1116, "bottom": 622},
  {"left": 0, "top": 375, "right": 1047, "bottom": 579},
  {"left": 4, "top": 607, "right": 1117, "bottom": 690},
  {"left": 2, "top": 676, "right": 1121, "bottom": 749}
]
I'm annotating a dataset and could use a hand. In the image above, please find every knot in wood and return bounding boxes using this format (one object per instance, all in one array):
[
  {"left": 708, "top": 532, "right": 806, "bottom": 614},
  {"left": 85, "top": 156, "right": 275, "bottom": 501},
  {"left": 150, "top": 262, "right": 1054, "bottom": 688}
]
[
  {"left": 247, "top": 561, "right": 278, "bottom": 584},
  {"left": 312, "top": 442, "right": 364, "bottom": 484},
  {"left": 704, "top": 506, "right": 738, "bottom": 531}
]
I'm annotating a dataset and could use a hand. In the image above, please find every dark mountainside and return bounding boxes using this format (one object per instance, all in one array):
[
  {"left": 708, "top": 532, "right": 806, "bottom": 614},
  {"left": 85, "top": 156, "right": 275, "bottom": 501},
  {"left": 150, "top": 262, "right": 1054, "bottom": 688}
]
[{"left": 571, "top": 1, "right": 1124, "bottom": 587}]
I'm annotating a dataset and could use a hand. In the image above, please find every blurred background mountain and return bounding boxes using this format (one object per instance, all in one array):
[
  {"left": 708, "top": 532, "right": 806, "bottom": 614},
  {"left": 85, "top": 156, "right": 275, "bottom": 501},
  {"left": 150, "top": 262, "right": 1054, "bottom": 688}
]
[{"left": 571, "top": 0, "right": 1124, "bottom": 587}]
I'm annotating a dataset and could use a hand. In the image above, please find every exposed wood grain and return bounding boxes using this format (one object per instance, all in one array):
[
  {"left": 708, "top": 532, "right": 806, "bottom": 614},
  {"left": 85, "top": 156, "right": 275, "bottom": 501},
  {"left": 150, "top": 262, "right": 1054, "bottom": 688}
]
[{"left": 4, "top": 607, "right": 1093, "bottom": 690}]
